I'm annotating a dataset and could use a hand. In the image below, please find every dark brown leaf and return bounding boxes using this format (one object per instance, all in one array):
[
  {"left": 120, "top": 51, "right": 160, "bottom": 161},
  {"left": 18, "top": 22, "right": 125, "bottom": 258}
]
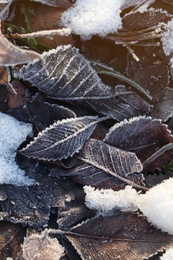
[
  {"left": 8, "top": 102, "right": 76, "bottom": 131},
  {"left": 122, "top": 9, "right": 171, "bottom": 31},
  {"left": 50, "top": 163, "right": 144, "bottom": 191},
  {"left": 1, "top": 163, "right": 52, "bottom": 228},
  {"left": 104, "top": 116, "right": 173, "bottom": 165},
  {"left": 151, "top": 87, "right": 173, "bottom": 121},
  {"left": 20, "top": 116, "right": 101, "bottom": 161},
  {"left": 76, "top": 138, "right": 145, "bottom": 190},
  {"left": 65, "top": 212, "right": 173, "bottom": 260}
]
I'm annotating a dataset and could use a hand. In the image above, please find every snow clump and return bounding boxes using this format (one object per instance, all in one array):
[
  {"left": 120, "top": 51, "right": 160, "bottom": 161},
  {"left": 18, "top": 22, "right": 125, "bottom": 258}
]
[
  {"left": 0, "top": 111, "right": 34, "bottom": 186},
  {"left": 84, "top": 178, "right": 173, "bottom": 235}
]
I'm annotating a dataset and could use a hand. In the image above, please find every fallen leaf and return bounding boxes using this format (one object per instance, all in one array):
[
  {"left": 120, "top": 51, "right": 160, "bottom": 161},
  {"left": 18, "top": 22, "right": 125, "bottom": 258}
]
[
  {"left": 0, "top": 32, "right": 41, "bottom": 66},
  {"left": 104, "top": 116, "right": 173, "bottom": 166},
  {"left": 64, "top": 212, "right": 173, "bottom": 260},
  {"left": 76, "top": 138, "right": 145, "bottom": 190},
  {"left": 20, "top": 116, "right": 101, "bottom": 161},
  {"left": 8, "top": 102, "right": 76, "bottom": 131},
  {"left": 16, "top": 46, "right": 150, "bottom": 120}
]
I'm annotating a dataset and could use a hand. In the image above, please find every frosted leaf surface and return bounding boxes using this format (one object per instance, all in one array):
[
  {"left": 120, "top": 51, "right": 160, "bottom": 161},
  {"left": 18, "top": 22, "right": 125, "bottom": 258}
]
[
  {"left": 0, "top": 111, "right": 34, "bottom": 185},
  {"left": 20, "top": 116, "right": 100, "bottom": 161}
]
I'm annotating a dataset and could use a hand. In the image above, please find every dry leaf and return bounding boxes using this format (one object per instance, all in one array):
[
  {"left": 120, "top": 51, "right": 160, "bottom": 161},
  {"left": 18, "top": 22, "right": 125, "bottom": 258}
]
[
  {"left": 20, "top": 116, "right": 100, "bottom": 161},
  {"left": 0, "top": 32, "right": 41, "bottom": 66}
]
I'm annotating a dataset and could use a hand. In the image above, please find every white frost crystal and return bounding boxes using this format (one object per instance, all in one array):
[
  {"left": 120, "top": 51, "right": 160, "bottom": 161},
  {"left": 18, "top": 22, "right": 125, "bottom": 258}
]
[
  {"left": 84, "top": 178, "right": 173, "bottom": 235},
  {"left": 0, "top": 111, "right": 34, "bottom": 185}
]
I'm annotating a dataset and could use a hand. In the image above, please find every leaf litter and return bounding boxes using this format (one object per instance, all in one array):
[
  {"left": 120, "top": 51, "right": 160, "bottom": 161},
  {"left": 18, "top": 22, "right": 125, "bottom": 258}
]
[{"left": 1, "top": 0, "right": 173, "bottom": 259}]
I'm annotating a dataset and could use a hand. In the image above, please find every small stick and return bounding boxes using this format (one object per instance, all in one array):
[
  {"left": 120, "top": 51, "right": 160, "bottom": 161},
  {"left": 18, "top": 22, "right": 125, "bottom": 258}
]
[{"left": 9, "top": 28, "right": 71, "bottom": 39}]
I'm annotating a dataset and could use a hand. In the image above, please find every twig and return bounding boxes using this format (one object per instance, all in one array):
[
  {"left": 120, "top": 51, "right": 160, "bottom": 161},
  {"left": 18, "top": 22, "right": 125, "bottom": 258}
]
[{"left": 8, "top": 28, "right": 71, "bottom": 39}]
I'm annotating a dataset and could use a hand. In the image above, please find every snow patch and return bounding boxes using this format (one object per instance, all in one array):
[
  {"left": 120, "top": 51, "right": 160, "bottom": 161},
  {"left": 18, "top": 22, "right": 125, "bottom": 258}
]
[
  {"left": 160, "top": 247, "right": 173, "bottom": 260},
  {"left": 61, "top": 0, "right": 122, "bottom": 40},
  {"left": 161, "top": 19, "right": 173, "bottom": 56},
  {"left": 0, "top": 112, "right": 34, "bottom": 186},
  {"left": 84, "top": 178, "right": 173, "bottom": 235}
]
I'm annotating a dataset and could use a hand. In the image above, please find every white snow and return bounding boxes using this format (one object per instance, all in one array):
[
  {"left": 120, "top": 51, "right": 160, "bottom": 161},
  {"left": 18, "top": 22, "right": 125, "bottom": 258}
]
[
  {"left": 61, "top": 0, "right": 122, "bottom": 40},
  {"left": 61, "top": 0, "right": 155, "bottom": 40},
  {"left": 84, "top": 186, "right": 138, "bottom": 215},
  {"left": 0, "top": 111, "right": 34, "bottom": 186},
  {"left": 160, "top": 248, "right": 173, "bottom": 260},
  {"left": 137, "top": 178, "right": 173, "bottom": 235},
  {"left": 84, "top": 178, "right": 173, "bottom": 235}
]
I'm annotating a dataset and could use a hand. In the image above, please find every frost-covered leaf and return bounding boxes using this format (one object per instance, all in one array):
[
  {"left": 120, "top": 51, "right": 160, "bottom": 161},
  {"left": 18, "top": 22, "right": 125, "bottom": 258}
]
[
  {"left": 104, "top": 116, "right": 173, "bottom": 166},
  {"left": 51, "top": 163, "right": 144, "bottom": 191},
  {"left": 76, "top": 138, "right": 145, "bottom": 190},
  {"left": 65, "top": 212, "right": 173, "bottom": 260},
  {"left": 122, "top": 9, "right": 171, "bottom": 31},
  {"left": 0, "top": 32, "right": 41, "bottom": 66},
  {"left": 0, "top": 111, "right": 34, "bottom": 185},
  {"left": 17, "top": 45, "right": 150, "bottom": 120},
  {"left": 2, "top": 163, "right": 52, "bottom": 228},
  {"left": 20, "top": 116, "right": 100, "bottom": 161},
  {"left": 17, "top": 45, "right": 113, "bottom": 100},
  {"left": 22, "top": 230, "right": 64, "bottom": 260}
]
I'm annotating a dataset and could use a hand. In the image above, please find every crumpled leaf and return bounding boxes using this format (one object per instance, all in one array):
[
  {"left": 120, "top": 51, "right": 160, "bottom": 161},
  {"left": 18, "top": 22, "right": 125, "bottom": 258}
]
[
  {"left": 64, "top": 212, "right": 173, "bottom": 260},
  {"left": 104, "top": 116, "right": 173, "bottom": 168},
  {"left": 17, "top": 45, "right": 150, "bottom": 120},
  {"left": 20, "top": 116, "right": 101, "bottom": 161},
  {"left": 0, "top": 31, "right": 41, "bottom": 66},
  {"left": 22, "top": 230, "right": 64, "bottom": 260},
  {"left": 76, "top": 138, "right": 145, "bottom": 190}
]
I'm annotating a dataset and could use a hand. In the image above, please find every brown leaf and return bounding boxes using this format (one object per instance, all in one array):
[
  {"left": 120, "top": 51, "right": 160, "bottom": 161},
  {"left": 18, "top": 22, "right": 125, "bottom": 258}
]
[
  {"left": 65, "top": 212, "right": 173, "bottom": 260},
  {"left": 76, "top": 138, "right": 145, "bottom": 190},
  {"left": 0, "top": 221, "right": 26, "bottom": 260},
  {"left": 122, "top": 9, "right": 171, "bottom": 31},
  {"left": 31, "top": 5, "right": 72, "bottom": 48},
  {"left": 104, "top": 116, "right": 173, "bottom": 167},
  {"left": 0, "top": 32, "right": 41, "bottom": 66},
  {"left": 151, "top": 87, "right": 173, "bottom": 121}
]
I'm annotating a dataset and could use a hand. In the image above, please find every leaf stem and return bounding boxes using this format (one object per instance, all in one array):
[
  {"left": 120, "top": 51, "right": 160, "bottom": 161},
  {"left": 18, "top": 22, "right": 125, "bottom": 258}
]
[{"left": 143, "top": 143, "right": 173, "bottom": 169}]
